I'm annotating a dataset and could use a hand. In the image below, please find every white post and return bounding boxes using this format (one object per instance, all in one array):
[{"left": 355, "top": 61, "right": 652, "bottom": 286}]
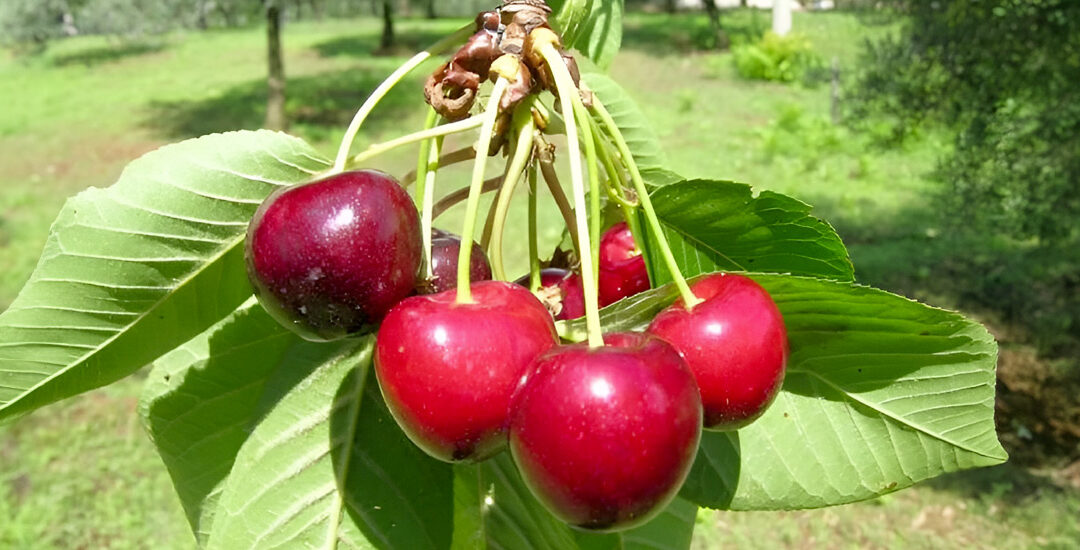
[{"left": 772, "top": 0, "right": 792, "bottom": 36}]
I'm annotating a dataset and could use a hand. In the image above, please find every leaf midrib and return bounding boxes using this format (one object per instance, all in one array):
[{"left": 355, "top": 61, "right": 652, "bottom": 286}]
[{"left": 788, "top": 368, "right": 1005, "bottom": 460}]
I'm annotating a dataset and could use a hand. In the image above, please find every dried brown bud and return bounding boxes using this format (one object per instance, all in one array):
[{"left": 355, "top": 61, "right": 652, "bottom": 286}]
[{"left": 500, "top": 62, "right": 535, "bottom": 112}]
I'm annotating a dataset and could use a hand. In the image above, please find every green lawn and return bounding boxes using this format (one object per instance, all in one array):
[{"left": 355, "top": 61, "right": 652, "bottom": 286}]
[{"left": 1, "top": 10, "right": 1077, "bottom": 549}]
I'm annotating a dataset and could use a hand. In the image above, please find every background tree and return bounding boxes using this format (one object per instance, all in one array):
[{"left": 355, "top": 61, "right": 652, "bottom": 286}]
[
  {"left": 701, "top": 0, "right": 730, "bottom": 50},
  {"left": 851, "top": 0, "right": 1080, "bottom": 354},
  {"left": 379, "top": 0, "right": 395, "bottom": 49},
  {"left": 264, "top": 0, "right": 286, "bottom": 130}
]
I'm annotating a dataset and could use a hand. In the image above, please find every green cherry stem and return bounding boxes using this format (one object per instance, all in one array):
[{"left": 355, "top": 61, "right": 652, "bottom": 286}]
[
  {"left": 347, "top": 116, "right": 483, "bottom": 168},
  {"left": 415, "top": 108, "right": 440, "bottom": 206},
  {"left": 538, "top": 39, "right": 603, "bottom": 348},
  {"left": 415, "top": 109, "right": 440, "bottom": 278},
  {"left": 590, "top": 97, "right": 703, "bottom": 309},
  {"left": 422, "top": 144, "right": 444, "bottom": 280},
  {"left": 590, "top": 119, "right": 638, "bottom": 209},
  {"left": 456, "top": 76, "right": 511, "bottom": 304},
  {"left": 528, "top": 164, "right": 542, "bottom": 292},
  {"left": 489, "top": 103, "right": 537, "bottom": 281},
  {"left": 332, "top": 23, "right": 474, "bottom": 172},
  {"left": 571, "top": 94, "right": 602, "bottom": 290}
]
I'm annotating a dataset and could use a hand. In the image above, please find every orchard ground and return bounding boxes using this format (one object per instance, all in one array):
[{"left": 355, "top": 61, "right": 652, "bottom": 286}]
[{"left": 1, "top": 10, "right": 1078, "bottom": 549}]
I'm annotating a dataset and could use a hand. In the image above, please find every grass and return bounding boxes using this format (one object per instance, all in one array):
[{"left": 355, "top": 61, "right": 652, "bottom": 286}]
[{"left": 1, "top": 9, "right": 1078, "bottom": 549}]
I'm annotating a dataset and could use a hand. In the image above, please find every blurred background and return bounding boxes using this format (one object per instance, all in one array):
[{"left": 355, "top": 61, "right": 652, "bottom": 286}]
[{"left": 1, "top": 0, "right": 1077, "bottom": 547}]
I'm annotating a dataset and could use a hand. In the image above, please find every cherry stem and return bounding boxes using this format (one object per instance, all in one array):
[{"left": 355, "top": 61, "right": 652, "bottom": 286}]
[
  {"left": 347, "top": 116, "right": 483, "bottom": 168},
  {"left": 415, "top": 109, "right": 439, "bottom": 206},
  {"left": 527, "top": 165, "right": 542, "bottom": 292},
  {"left": 539, "top": 42, "right": 603, "bottom": 348},
  {"left": 590, "top": 98, "right": 703, "bottom": 309},
  {"left": 332, "top": 24, "right": 474, "bottom": 173},
  {"left": 590, "top": 120, "right": 638, "bottom": 209},
  {"left": 402, "top": 146, "right": 475, "bottom": 187},
  {"left": 432, "top": 176, "right": 504, "bottom": 219},
  {"left": 416, "top": 111, "right": 443, "bottom": 280},
  {"left": 571, "top": 93, "right": 602, "bottom": 292},
  {"left": 489, "top": 103, "right": 537, "bottom": 281},
  {"left": 535, "top": 136, "right": 580, "bottom": 259},
  {"left": 480, "top": 155, "right": 512, "bottom": 250},
  {"left": 456, "top": 77, "right": 511, "bottom": 304}
]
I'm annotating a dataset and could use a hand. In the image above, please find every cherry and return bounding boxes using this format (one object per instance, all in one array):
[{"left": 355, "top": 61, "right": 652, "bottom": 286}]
[
  {"left": 422, "top": 230, "right": 492, "bottom": 294},
  {"left": 598, "top": 222, "right": 650, "bottom": 306},
  {"left": 374, "top": 281, "right": 558, "bottom": 462},
  {"left": 515, "top": 268, "right": 585, "bottom": 320},
  {"left": 508, "top": 332, "right": 702, "bottom": 531},
  {"left": 245, "top": 170, "right": 421, "bottom": 341},
  {"left": 648, "top": 273, "right": 789, "bottom": 430}
]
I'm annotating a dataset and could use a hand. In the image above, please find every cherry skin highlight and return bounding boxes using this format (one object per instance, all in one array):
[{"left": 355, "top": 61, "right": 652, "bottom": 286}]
[
  {"left": 515, "top": 267, "right": 585, "bottom": 321},
  {"left": 375, "top": 281, "right": 558, "bottom": 462},
  {"left": 422, "top": 230, "right": 492, "bottom": 294},
  {"left": 508, "top": 332, "right": 702, "bottom": 531},
  {"left": 245, "top": 170, "right": 421, "bottom": 341},
  {"left": 648, "top": 273, "right": 789, "bottom": 430},
  {"left": 598, "top": 222, "right": 650, "bottom": 306}
]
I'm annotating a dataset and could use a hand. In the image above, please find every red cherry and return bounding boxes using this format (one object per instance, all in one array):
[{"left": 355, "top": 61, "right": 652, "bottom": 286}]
[
  {"left": 424, "top": 230, "right": 492, "bottom": 294},
  {"left": 508, "top": 332, "right": 702, "bottom": 531},
  {"left": 648, "top": 273, "right": 788, "bottom": 430},
  {"left": 515, "top": 268, "right": 585, "bottom": 320},
  {"left": 245, "top": 170, "right": 420, "bottom": 341},
  {"left": 598, "top": 222, "right": 650, "bottom": 306},
  {"left": 375, "top": 281, "right": 558, "bottom": 462}
]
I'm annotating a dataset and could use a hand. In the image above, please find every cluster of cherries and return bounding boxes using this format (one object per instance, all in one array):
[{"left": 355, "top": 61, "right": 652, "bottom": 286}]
[
  {"left": 245, "top": 0, "right": 789, "bottom": 533},
  {"left": 245, "top": 169, "right": 789, "bottom": 531}
]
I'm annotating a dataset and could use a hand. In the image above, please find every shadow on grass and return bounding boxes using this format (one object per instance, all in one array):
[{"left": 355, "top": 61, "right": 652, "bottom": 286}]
[
  {"left": 51, "top": 42, "right": 165, "bottom": 67},
  {"left": 143, "top": 66, "right": 427, "bottom": 142},
  {"left": 312, "top": 30, "right": 452, "bottom": 59},
  {"left": 621, "top": 10, "right": 768, "bottom": 54},
  {"left": 796, "top": 193, "right": 1080, "bottom": 467},
  {"left": 927, "top": 463, "right": 1077, "bottom": 502}
]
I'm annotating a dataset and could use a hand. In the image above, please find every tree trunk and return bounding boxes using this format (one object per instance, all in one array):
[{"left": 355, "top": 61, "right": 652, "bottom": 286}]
[
  {"left": 380, "top": 0, "right": 395, "bottom": 50},
  {"left": 426, "top": 0, "right": 436, "bottom": 19},
  {"left": 265, "top": 1, "right": 287, "bottom": 131},
  {"left": 194, "top": 1, "right": 209, "bottom": 30},
  {"left": 702, "top": 0, "right": 730, "bottom": 50},
  {"left": 218, "top": 3, "right": 237, "bottom": 27},
  {"left": 664, "top": 0, "right": 677, "bottom": 14},
  {"left": 772, "top": 0, "right": 792, "bottom": 36}
]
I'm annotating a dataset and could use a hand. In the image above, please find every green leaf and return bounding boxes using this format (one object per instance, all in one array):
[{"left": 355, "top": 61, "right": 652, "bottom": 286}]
[
  {"left": 0, "top": 130, "right": 328, "bottom": 421},
  {"left": 640, "top": 167, "right": 684, "bottom": 190},
  {"left": 559, "top": 274, "right": 1007, "bottom": 510},
  {"left": 140, "top": 302, "right": 454, "bottom": 548},
  {"left": 569, "top": 1, "right": 625, "bottom": 71},
  {"left": 476, "top": 454, "right": 697, "bottom": 550},
  {"left": 583, "top": 72, "right": 667, "bottom": 170},
  {"left": 139, "top": 299, "right": 296, "bottom": 544},
  {"left": 643, "top": 180, "right": 854, "bottom": 283}
]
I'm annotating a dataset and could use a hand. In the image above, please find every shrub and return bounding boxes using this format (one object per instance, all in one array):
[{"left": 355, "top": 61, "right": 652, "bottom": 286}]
[{"left": 733, "top": 32, "right": 823, "bottom": 84}]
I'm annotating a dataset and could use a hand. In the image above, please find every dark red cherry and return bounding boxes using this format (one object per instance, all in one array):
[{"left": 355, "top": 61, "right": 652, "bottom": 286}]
[
  {"left": 375, "top": 281, "right": 558, "bottom": 462},
  {"left": 598, "top": 222, "right": 650, "bottom": 306},
  {"left": 509, "top": 332, "right": 702, "bottom": 531},
  {"left": 515, "top": 268, "right": 585, "bottom": 320},
  {"left": 245, "top": 170, "right": 421, "bottom": 341},
  {"left": 648, "top": 273, "right": 788, "bottom": 430},
  {"left": 423, "top": 230, "right": 492, "bottom": 294}
]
